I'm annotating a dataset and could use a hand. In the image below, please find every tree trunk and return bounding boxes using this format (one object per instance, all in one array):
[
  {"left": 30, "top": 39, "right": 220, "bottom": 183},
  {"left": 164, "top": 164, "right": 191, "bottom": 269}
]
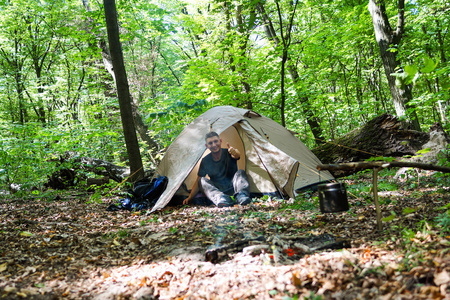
[
  {"left": 368, "top": 0, "right": 421, "bottom": 131},
  {"left": 275, "top": 0, "right": 298, "bottom": 127},
  {"left": 83, "top": 0, "right": 159, "bottom": 156},
  {"left": 256, "top": 2, "right": 324, "bottom": 144},
  {"left": 103, "top": 0, "right": 144, "bottom": 182}
]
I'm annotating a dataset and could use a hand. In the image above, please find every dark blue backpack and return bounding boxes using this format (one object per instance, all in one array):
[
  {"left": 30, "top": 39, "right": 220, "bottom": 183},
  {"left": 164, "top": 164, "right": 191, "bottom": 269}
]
[{"left": 106, "top": 176, "right": 168, "bottom": 211}]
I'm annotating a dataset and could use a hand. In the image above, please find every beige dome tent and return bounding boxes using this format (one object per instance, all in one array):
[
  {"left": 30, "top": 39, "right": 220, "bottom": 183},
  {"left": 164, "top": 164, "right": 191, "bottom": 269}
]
[{"left": 151, "top": 106, "right": 334, "bottom": 213}]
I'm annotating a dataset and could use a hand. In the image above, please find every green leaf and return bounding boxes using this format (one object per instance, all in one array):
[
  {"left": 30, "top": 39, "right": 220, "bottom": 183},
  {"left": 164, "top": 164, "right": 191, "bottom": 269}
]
[
  {"left": 436, "top": 203, "right": 450, "bottom": 211},
  {"left": 366, "top": 156, "right": 394, "bottom": 162},
  {"left": 20, "top": 231, "right": 34, "bottom": 237},
  {"left": 404, "top": 65, "right": 418, "bottom": 84},
  {"left": 402, "top": 207, "right": 416, "bottom": 215},
  {"left": 382, "top": 211, "right": 396, "bottom": 222},
  {"left": 391, "top": 72, "right": 407, "bottom": 88},
  {"left": 420, "top": 56, "right": 437, "bottom": 73},
  {"left": 416, "top": 148, "right": 431, "bottom": 154}
]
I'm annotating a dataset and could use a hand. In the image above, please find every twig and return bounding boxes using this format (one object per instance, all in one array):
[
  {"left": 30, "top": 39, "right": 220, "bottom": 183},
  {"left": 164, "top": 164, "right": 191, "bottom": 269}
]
[{"left": 373, "top": 167, "right": 382, "bottom": 231}]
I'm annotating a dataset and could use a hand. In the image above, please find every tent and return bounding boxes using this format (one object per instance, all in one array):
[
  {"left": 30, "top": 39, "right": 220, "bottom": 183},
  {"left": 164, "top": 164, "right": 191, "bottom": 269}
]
[{"left": 151, "top": 106, "right": 334, "bottom": 212}]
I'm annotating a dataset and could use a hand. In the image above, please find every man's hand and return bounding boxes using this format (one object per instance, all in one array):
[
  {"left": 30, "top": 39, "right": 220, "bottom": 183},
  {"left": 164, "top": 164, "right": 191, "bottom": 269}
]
[
  {"left": 227, "top": 142, "right": 240, "bottom": 160},
  {"left": 183, "top": 197, "right": 191, "bottom": 205}
]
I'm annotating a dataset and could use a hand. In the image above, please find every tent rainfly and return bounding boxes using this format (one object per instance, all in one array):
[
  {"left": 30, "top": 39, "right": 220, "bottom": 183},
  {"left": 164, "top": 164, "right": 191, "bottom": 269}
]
[{"left": 150, "top": 106, "right": 334, "bottom": 213}]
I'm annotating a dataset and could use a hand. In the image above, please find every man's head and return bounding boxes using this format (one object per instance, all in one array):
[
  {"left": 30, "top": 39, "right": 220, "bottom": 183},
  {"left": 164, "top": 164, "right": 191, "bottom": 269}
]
[
  {"left": 205, "top": 131, "right": 222, "bottom": 153},
  {"left": 205, "top": 131, "right": 219, "bottom": 142}
]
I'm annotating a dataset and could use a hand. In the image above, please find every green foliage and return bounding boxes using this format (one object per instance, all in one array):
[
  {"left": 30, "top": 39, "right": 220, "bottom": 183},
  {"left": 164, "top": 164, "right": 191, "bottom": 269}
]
[
  {"left": 435, "top": 211, "right": 450, "bottom": 233},
  {"left": 0, "top": 0, "right": 447, "bottom": 193},
  {"left": 281, "top": 194, "right": 319, "bottom": 211},
  {"left": 0, "top": 122, "right": 59, "bottom": 191},
  {"left": 365, "top": 156, "right": 396, "bottom": 162},
  {"left": 347, "top": 182, "right": 371, "bottom": 195},
  {"left": 436, "top": 145, "right": 450, "bottom": 167},
  {"left": 0, "top": 119, "right": 129, "bottom": 191},
  {"left": 303, "top": 292, "right": 322, "bottom": 300},
  {"left": 117, "top": 229, "right": 130, "bottom": 238},
  {"left": 377, "top": 180, "right": 399, "bottom": 192}
]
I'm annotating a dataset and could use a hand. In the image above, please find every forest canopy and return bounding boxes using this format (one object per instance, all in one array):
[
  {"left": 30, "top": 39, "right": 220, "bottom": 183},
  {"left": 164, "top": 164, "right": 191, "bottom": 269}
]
[{"left": 0, "top": 0, "right": 448, "bottom": 191}]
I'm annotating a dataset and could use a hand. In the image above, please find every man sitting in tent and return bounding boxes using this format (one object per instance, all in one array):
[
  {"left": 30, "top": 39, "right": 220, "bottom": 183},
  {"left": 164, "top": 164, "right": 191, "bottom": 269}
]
[{"left": 182, "top": 132, "right": 251, "bottom": 207}]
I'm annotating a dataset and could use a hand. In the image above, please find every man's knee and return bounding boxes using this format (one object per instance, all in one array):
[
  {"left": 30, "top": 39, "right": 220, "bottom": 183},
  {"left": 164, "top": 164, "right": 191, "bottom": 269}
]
[
  {"left": 198, "top": 177, "right": 208, "bottom": 191},
  {"left": 235, "top": 169, "right": 248, "bottom": 179}
]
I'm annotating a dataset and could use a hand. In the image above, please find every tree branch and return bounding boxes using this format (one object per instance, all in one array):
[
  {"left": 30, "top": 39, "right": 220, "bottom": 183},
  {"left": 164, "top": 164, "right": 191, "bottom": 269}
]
[
  {"left": 158, "top": 50, "right": 182, "bottom": 86},
  {"left": 317, "top": 161, "right": 450, "bottom": 174}
]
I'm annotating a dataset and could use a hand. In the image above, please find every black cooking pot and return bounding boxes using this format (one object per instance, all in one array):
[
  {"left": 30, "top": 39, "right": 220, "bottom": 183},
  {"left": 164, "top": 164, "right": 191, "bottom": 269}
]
[{"left": 318, "top": 182, "right": 349, "bottom": 213}]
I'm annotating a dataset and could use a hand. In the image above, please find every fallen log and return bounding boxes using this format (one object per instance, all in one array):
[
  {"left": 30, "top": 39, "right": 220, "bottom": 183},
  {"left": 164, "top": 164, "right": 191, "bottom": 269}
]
[
  {"left": 78, "top": 156, "right": 130, "bottom": 182},
  {"left": 87, "top": 176, "right": 111, "bottom": 191},
  {"left": 312, "top": 114, "right": 434, "bottom": 166},
  {"left": 317, "top": 161, "right": 450, "bottom": 173},
  {"left": 46, "top": 152, "right": 150, "bottom": 190}
]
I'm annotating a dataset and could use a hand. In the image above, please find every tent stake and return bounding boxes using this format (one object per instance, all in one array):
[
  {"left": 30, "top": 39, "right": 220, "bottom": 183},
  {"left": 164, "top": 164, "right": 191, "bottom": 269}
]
[{"left": 373, "top": 167, "right": 382, "bottom": 231}]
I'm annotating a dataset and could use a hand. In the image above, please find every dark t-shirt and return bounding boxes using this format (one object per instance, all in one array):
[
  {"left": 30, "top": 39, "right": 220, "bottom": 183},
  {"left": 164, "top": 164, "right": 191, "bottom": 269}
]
[{"left": 198, "top": 148, "right": 238, "bottom": 192}]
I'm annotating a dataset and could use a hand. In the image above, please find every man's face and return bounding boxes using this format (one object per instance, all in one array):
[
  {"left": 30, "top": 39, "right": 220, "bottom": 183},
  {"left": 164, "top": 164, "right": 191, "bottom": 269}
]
[{"left": 205, "top": 136, "right": 222, "bottom": 153}]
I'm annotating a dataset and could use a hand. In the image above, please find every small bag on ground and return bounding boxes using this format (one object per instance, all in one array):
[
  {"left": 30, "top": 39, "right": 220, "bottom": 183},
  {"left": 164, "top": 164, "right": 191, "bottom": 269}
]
[{"left": 106, "top": 176, "right": 168, "bottom": 211}]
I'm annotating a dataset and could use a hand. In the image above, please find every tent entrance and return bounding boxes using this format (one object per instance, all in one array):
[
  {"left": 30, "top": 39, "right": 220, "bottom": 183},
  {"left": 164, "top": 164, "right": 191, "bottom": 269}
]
[
  {"left": 183, "top": 123, "right": 279, "bottom": 195},
  {"left": 183, "top": 125, "right": 246, "bottom": 190}
]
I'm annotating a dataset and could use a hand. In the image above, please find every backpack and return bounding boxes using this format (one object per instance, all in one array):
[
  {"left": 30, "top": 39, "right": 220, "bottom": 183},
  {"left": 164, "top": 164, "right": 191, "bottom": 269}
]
[{"left": 106, "top": 176, "right": 168, "bottom": 211}]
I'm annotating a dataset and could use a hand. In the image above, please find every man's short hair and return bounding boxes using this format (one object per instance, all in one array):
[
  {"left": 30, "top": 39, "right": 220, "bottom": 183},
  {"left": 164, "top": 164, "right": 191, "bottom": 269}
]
[{"left": 205, "top": 131, "right": 219, "bottom": 141}]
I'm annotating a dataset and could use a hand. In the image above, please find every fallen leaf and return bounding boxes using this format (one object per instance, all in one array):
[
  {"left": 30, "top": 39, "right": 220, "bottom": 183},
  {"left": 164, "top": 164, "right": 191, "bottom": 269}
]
[
  {"left": 4, "top": 286, "right": 16, "bottom": 293},
  {"left": 0, "top": 262, "right": 7, "bottom": 272},
  {"left": 434, "top": 270, "right": 450, "bottom": 286},
  {"left": 292, "top": 272, "right": 301, "bottom": 287},
  {"left": 20, "top": 231, "right": 33, "bottom": 237},
  {"left": 419, "top": 285, "right": 441, "bottom": 298}
]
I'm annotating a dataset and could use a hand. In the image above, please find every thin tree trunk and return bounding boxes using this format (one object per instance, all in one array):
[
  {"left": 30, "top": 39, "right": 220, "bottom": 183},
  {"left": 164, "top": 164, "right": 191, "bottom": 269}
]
[
  {"left": 103, "top": 0, "right": 144, "bottom": 181},
  {"left": 223, "top": 1, "right": 254, "bottom": 109},
  {"left": 435, "top": 20, "right": 447, "bottom": 64},
  {"left": 275, "top": 0, "right": 297, "bottom": 127},
  {"left": 368, "top": 0, "right": 421, "bottom": 131},
  {"left": 83, "top": 0, "right": 159, "bottom": 155},
  {"left": 257, "top": 1, "right": 324, "bottom": 143}
]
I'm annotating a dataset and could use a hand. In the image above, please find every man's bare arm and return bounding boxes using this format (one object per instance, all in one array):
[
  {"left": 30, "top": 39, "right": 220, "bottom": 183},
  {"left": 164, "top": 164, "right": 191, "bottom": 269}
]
[{"left": 183, "top": 176, "right": 200, "bottom": 205}]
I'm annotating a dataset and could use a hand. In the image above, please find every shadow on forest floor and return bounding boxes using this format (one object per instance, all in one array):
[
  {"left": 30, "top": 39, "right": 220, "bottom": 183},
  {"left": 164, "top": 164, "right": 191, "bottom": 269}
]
[{"left": 0, "top": 172, "right": 449, "bottom": 299}]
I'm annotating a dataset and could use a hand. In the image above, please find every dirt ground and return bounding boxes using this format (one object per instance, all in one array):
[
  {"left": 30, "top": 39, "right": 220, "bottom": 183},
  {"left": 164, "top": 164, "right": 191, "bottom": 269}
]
[{"left": 1, "top": 173, "right": 449, "bottom": 299}]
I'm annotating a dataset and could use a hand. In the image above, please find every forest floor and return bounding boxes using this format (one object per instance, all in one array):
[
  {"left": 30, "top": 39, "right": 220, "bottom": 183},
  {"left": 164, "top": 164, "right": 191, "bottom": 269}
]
[{"left": 1, "top": 171, "right": 449, "bottom": 300}]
